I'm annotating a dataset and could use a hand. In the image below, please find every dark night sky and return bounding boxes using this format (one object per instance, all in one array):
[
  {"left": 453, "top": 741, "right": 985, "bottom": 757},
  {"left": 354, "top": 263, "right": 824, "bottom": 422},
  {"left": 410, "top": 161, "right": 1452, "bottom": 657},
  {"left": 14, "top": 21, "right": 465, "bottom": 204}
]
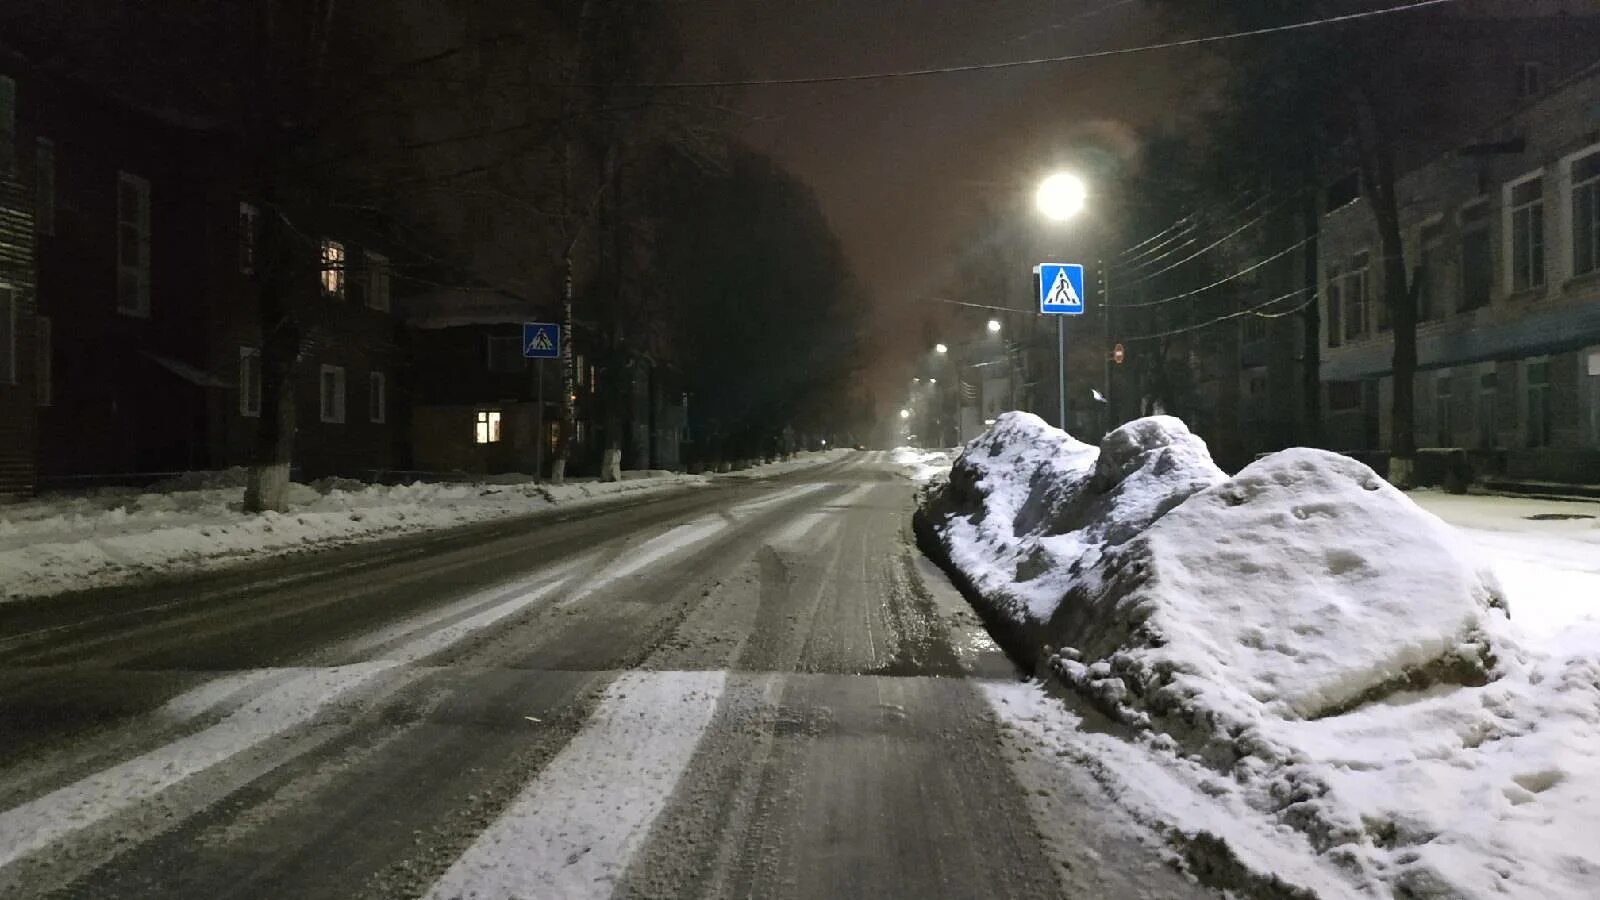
[{"left": 679, "top": 0, "right": 1218, "bottom": 389}]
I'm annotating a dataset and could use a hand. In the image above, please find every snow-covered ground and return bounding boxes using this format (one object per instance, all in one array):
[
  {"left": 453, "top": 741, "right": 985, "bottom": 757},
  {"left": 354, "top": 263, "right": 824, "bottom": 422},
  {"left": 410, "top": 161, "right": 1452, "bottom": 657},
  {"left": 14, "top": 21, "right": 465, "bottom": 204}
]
[
  {"left": 0, "top": 451, "right": 848, "bottom": 603},
  {"left": 921, "top": 413, "right": 1600, "bottom": 898},
  {"left": 888, "top": 447, "right": 955, "bottom": 484}
]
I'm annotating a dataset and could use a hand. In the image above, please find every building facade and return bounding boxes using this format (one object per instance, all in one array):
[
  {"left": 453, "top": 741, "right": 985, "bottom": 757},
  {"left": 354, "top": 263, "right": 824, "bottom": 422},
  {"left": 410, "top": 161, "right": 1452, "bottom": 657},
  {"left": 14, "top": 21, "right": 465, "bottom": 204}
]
[
  {"left": 2, "top": 51, "right": 405, "bottom": 492},
  {"left": 1319, "top": 65, "right": 1600, "bottom": 483},
  {"left": 0, "top": 66, "right": 39, "bottom": 498}
]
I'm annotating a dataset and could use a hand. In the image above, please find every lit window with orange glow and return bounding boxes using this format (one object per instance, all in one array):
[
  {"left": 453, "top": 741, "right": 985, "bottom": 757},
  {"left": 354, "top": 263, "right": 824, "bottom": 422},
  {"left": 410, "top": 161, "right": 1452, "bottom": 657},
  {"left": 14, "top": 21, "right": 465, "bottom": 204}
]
[
  {"left": 475, "top": 409, "right": 502, "bottom": 444},
  {"left": 321, "top": 239, "right": 346, "bottom": 297}
]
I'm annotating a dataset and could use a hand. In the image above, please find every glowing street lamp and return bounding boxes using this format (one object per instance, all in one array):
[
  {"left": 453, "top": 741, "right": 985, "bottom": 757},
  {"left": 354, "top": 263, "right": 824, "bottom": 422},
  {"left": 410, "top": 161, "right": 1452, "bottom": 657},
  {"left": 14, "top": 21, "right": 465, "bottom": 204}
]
[
  {"left": 987, "top": 318, "right": 1002, "bottom": 334},
  {"left": 899, "top": 408, "right": 911, "bottom": 420},
  {"left": 1036, "top": 171, "right": 1087, "bottom": 222},
  {"left": 929, "top": 378, "right": 937, "bottom": 385},
  {"left": 934, "top": 343, "right": 949, "bottom": 354}
]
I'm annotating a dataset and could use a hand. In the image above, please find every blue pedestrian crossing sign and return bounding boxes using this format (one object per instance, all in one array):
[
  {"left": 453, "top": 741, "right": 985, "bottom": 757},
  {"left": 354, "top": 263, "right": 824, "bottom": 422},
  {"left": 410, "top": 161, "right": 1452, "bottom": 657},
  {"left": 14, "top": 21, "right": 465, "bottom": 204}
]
[
  {"left": 523, "top": 322, "right": 561, "bottom": 359},
  {"left": 1036, "top": 263, "right": 1086, "bottom": 316}
]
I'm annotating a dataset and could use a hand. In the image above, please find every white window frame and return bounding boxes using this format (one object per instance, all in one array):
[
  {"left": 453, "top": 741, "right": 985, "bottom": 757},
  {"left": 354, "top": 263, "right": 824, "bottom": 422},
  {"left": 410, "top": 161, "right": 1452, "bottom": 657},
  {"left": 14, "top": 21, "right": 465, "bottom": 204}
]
[
  {"left": 368, "top": 371, "right": 386, "bottom": 423},
  {"left": 1564, "top": 143, "right": 1600, "bottom": 280},
  {"left": 0, "top": 285, "right": 15, "bottom": 385},
  {"left": 320, "top": 239, "right": 346, "bottom": 298},
  {"left": 1523, "top": 355, "right": 1552, "bottom": 449},
  {"left": 1413, "top": 213, "right": 1446, "bottom": 322},
  {"left": 0, "top": 75, "right": 15, "bottom": 176},
  {"left": 319, "top": 364, "right": 346, "bottom": 424},
  {"left": 1503, "top": 169, "right": 1545, "bottom": 293},
  {"left": 239, "top": 347, "right": 262, "bottom": 417},
  {"left": 116, "top": 171, "right": 152, "bottom": 317},
  {"left": 365, "top": 251, "right": 390, "bottom": 311},
  {"left": 35, "top": 138, "right": 54, "bottom": 237},
  {"left": 475, "top": 409, "right": 502, "bottom": 444},
  {"left": 36, "top": 314, "right": 51, "bottom": 407},
  {"left": 239, "top": 202, "right": 259, "bottom": 276}
]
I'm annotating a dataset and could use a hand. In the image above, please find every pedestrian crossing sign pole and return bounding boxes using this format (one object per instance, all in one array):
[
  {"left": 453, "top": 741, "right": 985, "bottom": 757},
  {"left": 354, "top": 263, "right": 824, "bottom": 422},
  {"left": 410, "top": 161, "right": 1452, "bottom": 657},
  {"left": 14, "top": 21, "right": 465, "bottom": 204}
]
[
  {"left": 1034, "top": 264, "right": 1087, "bottom": 431},
  {"left": 524, "top": 322, "right": 562, "bottom": 479}
]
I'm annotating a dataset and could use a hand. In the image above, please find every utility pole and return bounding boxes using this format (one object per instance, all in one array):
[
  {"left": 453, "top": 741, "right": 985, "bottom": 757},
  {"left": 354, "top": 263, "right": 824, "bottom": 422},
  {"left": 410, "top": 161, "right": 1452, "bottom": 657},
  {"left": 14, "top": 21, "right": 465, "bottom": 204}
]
[{"left": 1101, "top": 259, "right": 1112, "bottom": 437}]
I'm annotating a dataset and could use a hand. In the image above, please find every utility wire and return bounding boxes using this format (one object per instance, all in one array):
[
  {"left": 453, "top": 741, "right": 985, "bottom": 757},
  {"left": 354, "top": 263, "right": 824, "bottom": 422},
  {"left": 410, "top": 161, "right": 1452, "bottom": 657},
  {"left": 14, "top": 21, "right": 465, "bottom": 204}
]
[
  {"left": 1118, "top": 196, "right": 1285, "bottom": 287},
  {"left": 1116, "top": 233, "right": 1314, "bottom": 310},
  {"left": 1110, "top": 192, "right": 1265, "bottom": 273},
  {"left": 1122, "top": 288, "right": 1316, "bottom": 342},
  {"left": 562, "top": 0, "right": 1460, "bottom": 89}
]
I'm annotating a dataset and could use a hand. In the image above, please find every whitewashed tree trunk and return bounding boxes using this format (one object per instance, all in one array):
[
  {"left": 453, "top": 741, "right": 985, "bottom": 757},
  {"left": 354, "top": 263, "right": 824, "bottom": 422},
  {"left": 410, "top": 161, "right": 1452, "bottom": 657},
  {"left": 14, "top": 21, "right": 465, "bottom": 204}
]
[{"left": 600, "top": 448, "right": 622, "bottom": 482}]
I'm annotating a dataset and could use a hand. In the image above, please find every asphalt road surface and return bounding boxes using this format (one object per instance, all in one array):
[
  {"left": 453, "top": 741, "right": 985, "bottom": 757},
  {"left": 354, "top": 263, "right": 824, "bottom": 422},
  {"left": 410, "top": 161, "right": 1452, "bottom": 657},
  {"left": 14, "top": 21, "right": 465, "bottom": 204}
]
[{"left": 0, "top": 453, "right": 1215, "bottom": 899}]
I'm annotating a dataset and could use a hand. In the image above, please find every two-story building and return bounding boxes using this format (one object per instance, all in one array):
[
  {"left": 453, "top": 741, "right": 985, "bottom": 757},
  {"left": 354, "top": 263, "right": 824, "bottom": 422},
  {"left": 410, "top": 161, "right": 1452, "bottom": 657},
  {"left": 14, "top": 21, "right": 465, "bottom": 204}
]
[
  {"left": 3, "top": 47, "right": 407, "bottom": 491},
  {"left": 0, "top": 60, "right": 39, "bottom": 498},
  {"left": 1320, "top": 63, "right": 1600, "bottom": 484}
]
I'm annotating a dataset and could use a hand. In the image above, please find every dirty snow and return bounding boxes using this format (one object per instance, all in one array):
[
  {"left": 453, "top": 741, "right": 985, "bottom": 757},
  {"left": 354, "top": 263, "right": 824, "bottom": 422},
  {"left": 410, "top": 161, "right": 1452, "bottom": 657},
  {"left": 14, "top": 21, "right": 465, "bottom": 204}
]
[
  {"left": 0, "top": 452, "right": 846, "bottom": 603},
  {"left": 922, "top": 414, "right": 1600, "bottom": 898}
]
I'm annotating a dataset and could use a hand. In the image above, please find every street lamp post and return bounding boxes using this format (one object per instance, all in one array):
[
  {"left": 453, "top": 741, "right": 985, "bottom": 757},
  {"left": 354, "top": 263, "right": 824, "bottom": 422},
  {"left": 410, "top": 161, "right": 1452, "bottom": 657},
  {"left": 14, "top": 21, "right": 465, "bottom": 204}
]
[{"left": 1036, "top": 171, "right": 1088, "bottom": 432}]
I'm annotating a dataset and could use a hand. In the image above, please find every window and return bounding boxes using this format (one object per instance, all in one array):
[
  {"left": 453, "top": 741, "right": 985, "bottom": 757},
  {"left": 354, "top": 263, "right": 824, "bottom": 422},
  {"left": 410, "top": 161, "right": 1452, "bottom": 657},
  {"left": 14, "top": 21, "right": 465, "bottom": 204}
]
[
  {"left": 0, "top": 75, "right": 14, "bottom": 175},
  {"left": 239, "top": 202, "right": 259, "bottom": 275},
  {"left": 1415, "top": 220, "right": 1446, "bottom": 321},
  {"left": 1506, "top": 173, "right": 1545, "bottom": 292},
  {"left": 1434, "top": 372, "right": 1453, "bottom": 447},
  {"left": 1343, "top": 251, "right": 1369, "bottom": 341},
  {"left": 0, "top": 286, "right": 14, "bottom": 384},
  {"left": 320, "top": 239, "right": 345, "bottom": 297},
  {"left": 319, "top": 364, "right": 346, "bottom": 423},
  {"left": 239, "top": 347, "right": 261, "bottom": 417},
  {"left": 1459, "top": 201, "right": 1493, "bottom": 311},
  {"left": 1571, "top": 148, "right": 1600, "bottom": 278},
  {"left": 1325, "top": 265, "right": 1343, "bottom": 348},
  {"left": 365, "top": 251, "right": 390, "bottom": 311},
  {"left": 368, "top": 371, "right": 386, "bottom": 423},
  {"left": 485, "top": 335, "right": 525, "bottom": 372},
  {"left": 36, "top": 315, "right": 51, "bottom": 406},
  {"left": 475, "top": 409, "right": 502, "bottom": 444},
  {"left": 35, "top": 139, "right": 54, "bottom": 236},
  {"left": 1516, "top": 62, "right": 1544, "bottom": 99},
  {"left": 1328, "top": 380, "right": 1362, "bottom": 412},
  {"left": 1525, "top": 359, "right": 1551, "bottom": 448},
  {"left": 117, "top": 172, "right": 151, "bottom": 317},
  {"left": 1478, "top": 369, "right": 1498, "bottom": 449}
]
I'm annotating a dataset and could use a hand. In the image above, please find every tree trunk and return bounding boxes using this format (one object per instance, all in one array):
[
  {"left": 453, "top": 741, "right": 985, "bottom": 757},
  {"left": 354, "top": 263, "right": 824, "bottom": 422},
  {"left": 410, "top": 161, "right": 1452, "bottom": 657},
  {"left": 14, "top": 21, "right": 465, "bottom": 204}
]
[
  {"left": 243, "top": 201, "right": 301, "bottom": 513},
  {"left": 1353, "top": 83, "right": 1416, "bottom": 487},
  {"left": 551, "top": 255, "right": 574, "bottom": 485},
  {"left": 1300, "top": 193, "right": 1323, "bottom": 446}
]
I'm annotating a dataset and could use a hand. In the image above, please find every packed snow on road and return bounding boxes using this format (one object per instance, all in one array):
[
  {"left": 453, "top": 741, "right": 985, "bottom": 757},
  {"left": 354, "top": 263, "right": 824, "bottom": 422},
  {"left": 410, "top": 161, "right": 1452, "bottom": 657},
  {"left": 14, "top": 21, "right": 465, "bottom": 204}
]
[
  {"left": 916, "top": 412, "right": 1600, "bottom": 899},
  {"left": 0, "top": 451, "right": 848, "bottom": 602}
]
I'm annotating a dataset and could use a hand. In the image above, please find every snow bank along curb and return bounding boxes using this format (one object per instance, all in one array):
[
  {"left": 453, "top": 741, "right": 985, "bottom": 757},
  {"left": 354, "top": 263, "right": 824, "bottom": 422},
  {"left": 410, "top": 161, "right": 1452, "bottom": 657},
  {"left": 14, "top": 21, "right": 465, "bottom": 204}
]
[
  {"left": 918, "top": 412, "right": 1600, "bottom": 899},
  {"left": 0, "top": 450, "right": 850, "bottom": 603}
]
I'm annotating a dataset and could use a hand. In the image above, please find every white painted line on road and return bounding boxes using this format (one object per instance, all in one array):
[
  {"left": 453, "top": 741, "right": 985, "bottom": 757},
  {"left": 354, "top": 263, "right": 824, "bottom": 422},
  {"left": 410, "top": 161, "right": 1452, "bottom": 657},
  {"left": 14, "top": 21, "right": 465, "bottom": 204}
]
[
  {"left": 340, "top": 554, "right": 595, "bottom": 659},
  {"left": 724, "top": 482, "right": 831, "bottom": 519},
  {"left": 423, "top": 670, "right": 727, "bottom": 900},
  {"left": 825, "top": 483, "right": 878, "bottom": 508},
  {"left": 0, "top": 662, "right": 397, "bottom": 870},
  {"left": 558, "top": 518, "right": 727, "bottom": 607}
]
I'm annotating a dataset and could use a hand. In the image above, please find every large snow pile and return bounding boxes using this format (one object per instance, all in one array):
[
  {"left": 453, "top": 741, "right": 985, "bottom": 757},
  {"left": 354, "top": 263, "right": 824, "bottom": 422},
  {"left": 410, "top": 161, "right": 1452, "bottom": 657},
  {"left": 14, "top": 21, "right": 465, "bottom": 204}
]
[
  {"left": 0, "top": 452, "right": 846, "bottom": 602},
  {"left": 922, "top": 415, "right": 1600, "bottom": 897},
  {"left": 925, "top": 411, "right": 1224, "bottom": 623}
]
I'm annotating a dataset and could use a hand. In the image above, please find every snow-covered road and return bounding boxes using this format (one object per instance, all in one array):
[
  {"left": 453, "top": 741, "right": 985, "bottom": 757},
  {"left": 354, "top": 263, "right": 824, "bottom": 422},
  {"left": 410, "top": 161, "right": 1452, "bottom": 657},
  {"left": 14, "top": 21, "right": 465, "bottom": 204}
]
[{"left": 0, "top": 452, "right": 1214, "bottom": 900}]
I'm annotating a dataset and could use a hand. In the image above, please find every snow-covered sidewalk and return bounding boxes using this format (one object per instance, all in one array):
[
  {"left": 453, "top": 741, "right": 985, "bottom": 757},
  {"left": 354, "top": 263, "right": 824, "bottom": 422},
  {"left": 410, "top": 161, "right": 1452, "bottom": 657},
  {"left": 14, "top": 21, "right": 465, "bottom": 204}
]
[
  {"left": 0, "top": 451, "right": 849, "bottom": 603},
  {"left": 919, "top": 414, "right": 1600, "bottom": 898}
]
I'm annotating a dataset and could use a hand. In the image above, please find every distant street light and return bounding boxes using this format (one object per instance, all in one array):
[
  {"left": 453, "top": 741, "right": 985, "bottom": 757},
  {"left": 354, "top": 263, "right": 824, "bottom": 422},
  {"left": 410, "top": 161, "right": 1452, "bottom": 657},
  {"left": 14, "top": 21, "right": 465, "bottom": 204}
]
[
  {"left": 935, "top": 343, "right": 949, "bottom": 354},
  {"left": 929, "top": 378, "right": 937, "bottom": 385},
  {"left": 913, "top": 377, "right": 921, "bottom": 383},
  {"left": 1036, "top": 171, "right": 1087, "bottom": 222},
  {"left": 899, "top": 408, "right": 911, "bottom": 419},
  {"left": 987, "top": 318, "right": 1002, "bottom": 334}
]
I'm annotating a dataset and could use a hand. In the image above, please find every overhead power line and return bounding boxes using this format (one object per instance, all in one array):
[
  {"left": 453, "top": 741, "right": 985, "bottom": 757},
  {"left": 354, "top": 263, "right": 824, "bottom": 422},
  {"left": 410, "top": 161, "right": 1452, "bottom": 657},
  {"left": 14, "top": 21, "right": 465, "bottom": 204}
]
[
  {"left": 1110, "top": 194, "right": 1268, "bottom": 276},
  {"left": 1118, "top": 196, "right": 1286, "bottom": 287},
  {"left": 1117, "top": 233, "right": 1314, "bottom": 310},
  {"left": 1122, "top": 288, "right": 1317, "bottom": 343},
  {"left": 566, "top": 0, "right": 1460, "bottom": 89}
]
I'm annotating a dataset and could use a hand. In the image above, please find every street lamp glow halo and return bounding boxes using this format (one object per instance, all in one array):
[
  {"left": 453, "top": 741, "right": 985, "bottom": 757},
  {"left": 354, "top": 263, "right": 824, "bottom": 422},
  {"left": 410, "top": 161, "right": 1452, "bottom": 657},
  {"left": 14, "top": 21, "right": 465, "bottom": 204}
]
[
  {"left": 899, "top": 409, "right": 911, "bottom": 419},
  {"left": 934, "top": 343, "right": 949, "bottom": 354},
  {"left": 1036, "top": 172, "right": 1087, "bottom": 222},
  {"left": 987, "top": 319, "right": 1002, "bottom": 334}
]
